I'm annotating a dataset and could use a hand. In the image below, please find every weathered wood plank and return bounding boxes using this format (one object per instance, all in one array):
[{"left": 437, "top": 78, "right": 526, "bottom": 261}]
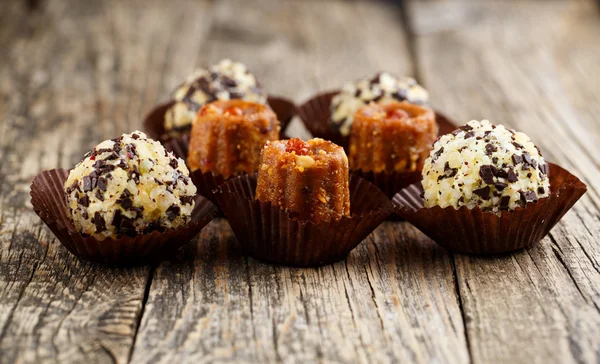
[
  {"left": 409, "top": 0, "right": 600, "bottom": 363},
  {"left": 0, "top": 0, "right": 207, "bottom": 362},
  {"left": 130, "top": 220, "right": 469, "bottom": 363},
  {"left": 130, "top": 0, "right": 469, "bottom": 362}
]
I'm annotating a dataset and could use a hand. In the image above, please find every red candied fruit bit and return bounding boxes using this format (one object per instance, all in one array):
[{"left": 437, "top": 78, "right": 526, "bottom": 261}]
[
  {"left": 199, "top": 104, "right": 218, "bottom": 116},
  {"left": 286, "top": 138, "right": 310, "bottom": 156},
  {"left": 386, "top": 108, "right": 410, "bottom": 120},
  {"left": 223, "top": 106, "right": 243, "bottom": 116}
]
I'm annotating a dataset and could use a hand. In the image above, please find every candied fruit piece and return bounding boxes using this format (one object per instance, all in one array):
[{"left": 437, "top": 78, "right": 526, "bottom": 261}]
[{"left": 285, "top": 138, "right": 310, "bottom": 156}]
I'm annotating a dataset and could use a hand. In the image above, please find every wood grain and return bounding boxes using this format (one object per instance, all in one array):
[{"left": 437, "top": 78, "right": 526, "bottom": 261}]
[
  {"left": 0, "top": 0, "right": 599, "bottom": 363},
  {"left": 408, "top": 0, "right": 600, "bottom": 363}
]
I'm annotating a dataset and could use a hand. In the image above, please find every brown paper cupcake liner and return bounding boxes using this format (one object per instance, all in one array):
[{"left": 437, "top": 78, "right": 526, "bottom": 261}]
[
  {"left": 296, "top": 90, "right": 457, "bottom": 151},
  {"left": 144, "top": 95, "right": 296, "bottom": 143},
  {"left": 213, "top": 173, "right": 393, "bottom": 267},
  {"left": 352, "top": 169, "right": 421, "bottom": 199},
  {"left": 392, "top": 163, "right": 587, "bottom": 254},
  {"left": 30, "top": 169, "right": 217, "bottom": 265}
]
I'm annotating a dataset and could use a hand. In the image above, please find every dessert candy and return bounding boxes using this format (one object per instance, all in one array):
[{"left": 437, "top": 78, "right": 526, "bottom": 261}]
[
  {"left": 349, "top": 101, "right": 437, "bottom": 173},
  {"left": 164, "top": 59, "right": 267, "bottom": 136},
  {"left": 187, "top": 100, "right": 279, "bottom": 177},
  {"left": 330, "top": 73, "right": 429, "bottom": 136},
  {"left": 422, "top": 120, "right": 550, "bottom": 213},
  {"left": 215, "top": 174, "right": 392, "bottom": 266},
  {"left": 255, "top": 138, "right": 350, "bottom": 223},
  {"left": 64, "top": 131, "right": 197, "bottom": 240}
]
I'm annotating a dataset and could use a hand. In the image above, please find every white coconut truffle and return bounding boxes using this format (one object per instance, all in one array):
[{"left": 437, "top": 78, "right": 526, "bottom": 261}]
[
  {"left": 164, "top": 59, "right": 267, "bottom": 135},
  {"left": 330, "top": 72, "right": 429, "bottom": 136},
  {"left": 64, "top": 131, "right": 197, "bottom": 240},
  {"left": 422, "top": 120, "right": 550, "bottom": 213}
]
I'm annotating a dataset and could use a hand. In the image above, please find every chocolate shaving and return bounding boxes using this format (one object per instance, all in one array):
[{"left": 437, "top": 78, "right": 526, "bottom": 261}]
[
  {"left": 496, "top": 169, "right": 508, "bottom": 179},
  {"left": 78, "top": 194, "right": 90, "bottom": 207},
  {"left": 494, "top": 182, "right": 507, "bottom": 191},
  {"left": 539, "top": 163, "right": 549, "bottom": 175},
  {"left": 97, "top": 177, "right": 107, "bottom": 191},
  {"left": 169, "top": 158, "right": 178, "bottom": 169},
  {"left": 166, "top": 205, "right": 181, "bottom": 221},
  {"left": 432, "top": 147, "right": 444, "bottom": 162},
  {"left": 120, "top": 198, "right": 132, "bottom": 210},
  {"left": 512, "top": 154, "right": 523, "bottom": 165},
  {"left": 180, "top": 195, "right": 195, "bottom": 205},
  {"left": 522, "top": 152, "right": 532, "bottom": 165},
  {"left": 485, "top": 144, "right": 497, "bottom": 156},
  {"left": 479, "top": 165, "right": 496, "bottom": 185},
  {"left": 499, "top": 195, "right": 511, "bottom": 210},
  {"left": 464, "top": 131, "right": 475, "bottom": 139},
  {"left": 92, "top": 212, "right": 106, "bottom": 233},
  {"left": 438, "top": 162, "right": 458, "bottom": 181},
  {"left": 83, "top": 176, "right": 92, "bottom": 192},
  {"left": 473, "top": 186, "right": 491, "bottom": 200},
  {"left": 520, "top": 190, "right": 537, "bottom": 203},
  {"left": 507, "top": 168, "right": 518, "bottom": 183}
]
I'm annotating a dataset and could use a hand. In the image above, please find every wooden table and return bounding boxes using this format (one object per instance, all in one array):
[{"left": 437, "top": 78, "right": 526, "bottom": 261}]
[{"left": 1, "top": 0, "right": 599, "bottom": 363}]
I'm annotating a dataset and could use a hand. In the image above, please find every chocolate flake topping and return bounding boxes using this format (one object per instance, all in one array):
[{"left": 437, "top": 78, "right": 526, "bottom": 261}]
[
  {"left": 438, "top": 162, "right": 458, "bottom": 181},
  {"left": 539, "top": 163, "right": 549, "bottom": 175},
  {"left": 464, "top": 131, "right": 475, "bottom": 139},
  {"left": 97, "top": 177, "right": 108, "bottom": 191},
  {"left": 485, "top": 144, "right": 497, "bottom": 156},
  {"left": 507, "top": 168, "right": 518, "bottom": 183},
  {"left": 83, "top": 176, "right": 92, "bottom": 192},
  {"left": 432, "top": 147, "right": 444, "bottom": 162},
  {"left": 92, "top": 212, "right": 106, "bottom": 233},
  {"left": 522, "top": 152, "right": 532, "bottom": 165},
  {"left": 473, "top": 186, "right": 491, "bottom": 200},
  {"left": 496, "top": 169, "right": 508, "bottom": 179},
  {"left": 128, "top": 165, "right": 140, "bottom": 183},
  {"left": 494, "top": 182, "right": 507, "bottom": 191},
  {"left": 120, "top": 198, "right": 132, "bottom": 210},
  {"left": 181, "top": 195, "right": 195, "bottom": 205},
  {"left": 169, "top": 158, "right": 179, "bottom": 169},
  {"left": 166, "top": 205, "right": 181, "bottom": 221},
  {"left": 519, "top": 190, "right": 537, "bottom": 204},
  {"left": 479, "top": 165, "right": 496, "bottom": 185},
  {"left": 512, "top": 154, "right": 523, "bottom": 165},
  {"left": 78, "top": 194, "right": 90, "bottom": 207},
  {"left": 500, "top": 196, "right": 511, "bottom": 210}
]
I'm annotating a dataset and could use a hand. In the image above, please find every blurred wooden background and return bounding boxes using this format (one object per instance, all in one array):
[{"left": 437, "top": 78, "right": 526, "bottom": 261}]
[{"left": 1, "top": 0, "right": 599, "bottom": 363}]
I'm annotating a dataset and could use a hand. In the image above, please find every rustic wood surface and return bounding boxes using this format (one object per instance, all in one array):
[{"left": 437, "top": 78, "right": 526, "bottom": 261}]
[{"left": 0, "top": 0, "right": 598, "bottom": 363}]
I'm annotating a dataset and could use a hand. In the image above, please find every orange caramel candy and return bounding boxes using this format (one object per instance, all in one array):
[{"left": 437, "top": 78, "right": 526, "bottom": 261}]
[
  {"left": 255, "top": 138, "right": 350, "bottom": 223},
  {"left": 187, "top": 100, "right": 280, "bottom": 177},
  {"left": 349, "top": 101, "right": 437, "bottom": 173}
]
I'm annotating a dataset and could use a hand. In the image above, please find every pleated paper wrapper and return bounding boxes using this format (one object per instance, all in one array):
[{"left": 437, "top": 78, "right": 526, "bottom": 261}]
[
  {"left": 392, "top": 163, "right": 587, "bottom": 254},
  {"left": 30, "top": 169, "right": 217, "bottom": 265}
]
